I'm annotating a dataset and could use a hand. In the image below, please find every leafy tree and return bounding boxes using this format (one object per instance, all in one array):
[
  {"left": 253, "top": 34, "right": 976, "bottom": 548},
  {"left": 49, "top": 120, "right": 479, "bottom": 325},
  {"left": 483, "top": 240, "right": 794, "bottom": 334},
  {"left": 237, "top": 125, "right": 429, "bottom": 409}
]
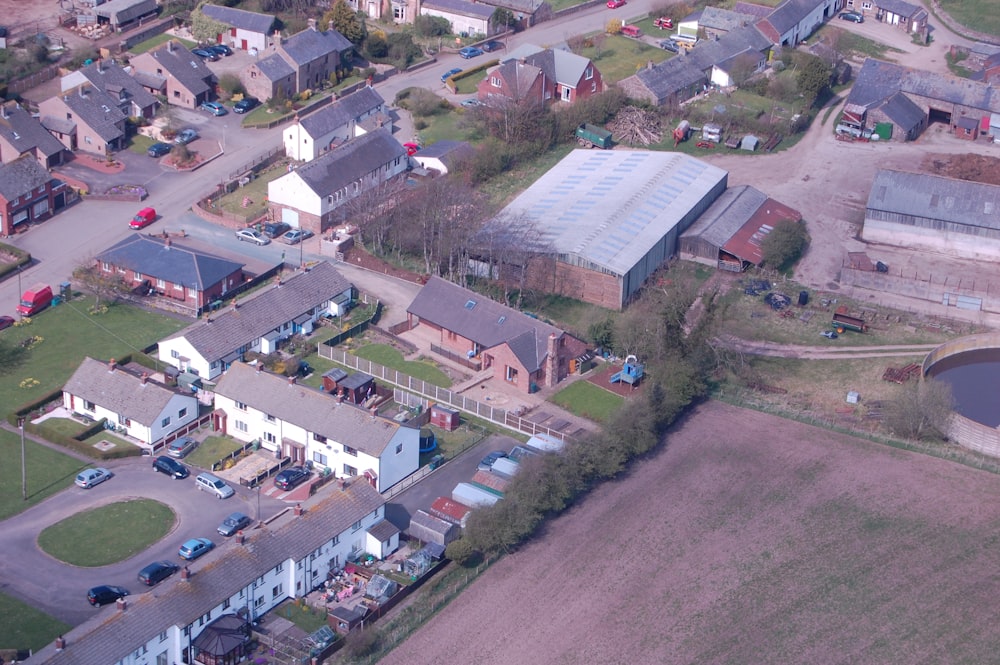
[
  {"left": 414, "top": 15, "right": 451, "bottom": 37},
  {"left": 72, "top": 264, "right": 130, "bottom": 308},
  {"left": 0, "top": 339, "right": 28, "bottom": 376},
  {"left": 323, "top": 0, "right": 366, "bottom": 44},
  {"left": 216, "top": 73, "right": 244, "bottom": 100},
  {"left": 490, "top": 7, "right": 516, "bottom": 31},
  {"left": 386, "top": 32, "right": 422, "bottom": 67},
  {"left": 884, "top": 378, "right": 954, "bottom": 441},
  {"left": 588, "top": 317, "right": 614, "bottom": 349},
  {"left": 364, "top": 32, "right": 388, "bottom": 60},
  {"left": 759, "top": 218, "right": 808, "bottom": 269},
  {"left": 795, "top": 53, "right": 833, "bottom": 108},
  {"left": 444, "top": 538, "right": 479, "bottom": 566},
  {"left": 191, "top": 3, "right": 229, "bottom": 44},
  {"left": 606, "top": 18, "right": 623, "bottom": 35}
]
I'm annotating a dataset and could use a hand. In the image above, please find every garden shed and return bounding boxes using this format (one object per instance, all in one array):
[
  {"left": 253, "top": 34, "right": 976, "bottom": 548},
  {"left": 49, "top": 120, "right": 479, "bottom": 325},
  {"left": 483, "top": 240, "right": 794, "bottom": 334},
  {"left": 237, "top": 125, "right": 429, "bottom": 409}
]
[
  {"left": 408, "top": 509, "right": 459, "bottom": 546},
  {"left": 329, "top": 606, "right": 366, "bottom": 636},
  {"left": 337, "top": 372, "right": 375, "bottom": 404},
  {"left": 740, "top": 135, "right": 760, "bottom": 151},
  {"left": 430, "top": 404, "right": 460, "bottom": 431},
  {"left": 321, "top": 367, "right": 349, "bottom": 393}
]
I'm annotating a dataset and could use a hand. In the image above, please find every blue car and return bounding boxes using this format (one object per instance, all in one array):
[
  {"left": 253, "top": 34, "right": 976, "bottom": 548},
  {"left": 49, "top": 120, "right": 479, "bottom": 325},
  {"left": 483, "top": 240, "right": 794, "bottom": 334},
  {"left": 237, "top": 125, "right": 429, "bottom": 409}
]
[
  {"left": 459, "top": 46, "right": 484, "bottom": 59},
  {"left": 441, "top": 67, "right": 463, "bottom": 83},
  {"left": 178, "top": 537, "right": 214, "bottom": 561},
  {"left": 200, "top": 101, "right": 227, "bottom": 116}
]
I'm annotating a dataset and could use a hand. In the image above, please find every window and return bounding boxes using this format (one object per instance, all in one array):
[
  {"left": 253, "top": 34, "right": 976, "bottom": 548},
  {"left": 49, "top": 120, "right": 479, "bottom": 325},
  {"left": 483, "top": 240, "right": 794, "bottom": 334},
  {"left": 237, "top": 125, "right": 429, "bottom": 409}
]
[
  {"left": 585, "top": 66, "right": 593, "bottom": 80},
  {"left": 156, "top": 278, "right": 166, "bottom": 288},
  {"left": 393, "top": 4, "right": 405, "bottom": 19},
  {"left": 85, "top": 136, "right": 92, "bottom": 144},
  {"left": 506, "top": 366, "right": 518, "bottom": 382},
  {"left": 101, "top": 261, "right": 111, "bottom": 272},
  {"left": 134, "top": 271, "right": 143, "bottom": 281},
  {"left": 313, "top": 451, "right": 328, "bottom": 465},
  {"left": 159, "top": 631, "right": 167, "bottom": 643},
  {"left": 254, "top": 596, "right": 265, "bottom": 609},
  {"left": 83, "top": 400, "right": 95, "bottom": 411},
  {"left": 117, "top": 266, "right": 126, "bottom": 274},
  {"left": 591, "top": 81, "right": 597, "bottom": 92},
  {"left": 490, "top": 76, "right": 501, "bottom": 87},
  {"left": 275, "top": 562, "right": 284, "bottom": 573},
  {"left": 161, "top": 416, "right": 171, "bottom": 427},
  {"left": 178, "top": 407, "right": 187, "bottom": 419},
  {"left": 157, "top": 651, "right": 168, "bottom": 665},
  {"left": 174, "top": 282, "right": 183, "bottom": 291},
  {"left": 352, "top": 520, "right": 362, "bottom": 532},
  {"left": 395, "top": 443, "right": 403, "bottom": 455},
  {"left": 344, "top": 464, "right": 357, "bottom": 476},
  {"left": 235, "top": 401, "right": 247, "bottom": 411},
  {"left": 222, "top": 598, "right": 230, "bottom": 610},
  {"left": 343, "top": 445, "right": 357, "bottom": 456},
  {"left": 263, "top": 431, "right": 276, "bottom": 443},
  {"left": 235, "top": 420, "right": 248, "bottom": 433},
  {"left": 313, "top": 433, "right": 327, "bottom": 443},
  {"left": 272, "top": 583, "right": 283, "bottom": 598},
  {"left": 264, "top": 413, "right": 276, "bottom": 423}
]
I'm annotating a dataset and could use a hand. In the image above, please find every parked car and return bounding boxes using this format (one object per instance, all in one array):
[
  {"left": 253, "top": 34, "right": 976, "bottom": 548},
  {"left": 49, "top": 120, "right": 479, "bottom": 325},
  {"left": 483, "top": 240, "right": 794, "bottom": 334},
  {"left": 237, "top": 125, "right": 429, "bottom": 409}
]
[
  {"left": 192, "top": 48, "right": 219, "bottom": 61},
  {"left": 217, "top": 512, "right": 253, "bottom": 537},
  {"left": 606, "top": 0, "right": 626, "bottom": 8},
  {"left": 653, "top": 16, "right": 674, "bottom": 29},
  {"left": 137, "top": 560, "right": 179, "bottom": 586},
  {"left": 478, "top": 450, "right": 508, "bottom": 472},
  {"left": 235, "top": 228, "right": 269, "bottom": 245},
  {"left": 129, "top": 207, "right": 156, "bottom": 230},
  {"left": 195, "top": 472, "right": 235, "bottom": 499},
  {"left": 87, "top": 585, "right": 128, "bottom": 607},
  {"left": 233, "top": 97, "right": 259, "bottom": 114},
  {"left": 178, "top": 537, "right": 214, "bottom": 561},
  {"left": 174, "top": 128, "right": 198, "bottom": 145},
  {"left": 482, "top": 40, "right": 504, "bottom": 52},
  {"left": 274, "top": 466, "right": 310, "bottom": 491},
  {"left": 459, "top": 46, "right": 484, "bottom": 59},
  {"left": 441, "top": 67, "right": 463, "bottom": 83},
  {"left": 209, "top": 44, "right": 232, "bottom": 56},
  {"left": 281, "top": 228, "right": 313, "bottom": 244},
  {"left": 200, "top": 101, "right": 227, "bottom": 116},
  {"left": 75, "top": 467, "right": 112, "bottom": 489},
  {"left": 403, "top": 142, "right": 420, "bottom": 156},
  {"left": 262, "top": 221, "right": 290, "bottom": 239},
  {"left": 839, "top": 11, "right": 863, "bottom": 22},
  {"left": 821, "top": 330, "right": 839, "bottom": 339},
  {"left": 658, "top": 39, "right": 679, "bottom": 53},
  {"left": 460, "top": 98, "right": 483, "bottom": 108},
  {"left": 167, "top": 436, "right": 197, "bottom": 458},
  {"left": 147, "top": 142, "right": 172, "bottom": 158},
  {"left": 0, "top": 315, "right": 14, "bottom": 331},
  {"left": 152, "top": 455, "right": 189, "bottom": 479},
  {"left": 620, "top": 24, "right": 642, "bottom": 38}
]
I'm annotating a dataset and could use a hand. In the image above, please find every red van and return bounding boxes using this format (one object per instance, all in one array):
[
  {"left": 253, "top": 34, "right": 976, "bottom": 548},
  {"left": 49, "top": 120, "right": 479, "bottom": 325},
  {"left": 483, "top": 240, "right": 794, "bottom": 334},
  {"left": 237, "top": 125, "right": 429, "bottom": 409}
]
[
  {"left": 130, "top": 207, "right": 157, "bottom": 229},
  {"left": 17, "top": 283, "right": 53, "bottom": 317}
]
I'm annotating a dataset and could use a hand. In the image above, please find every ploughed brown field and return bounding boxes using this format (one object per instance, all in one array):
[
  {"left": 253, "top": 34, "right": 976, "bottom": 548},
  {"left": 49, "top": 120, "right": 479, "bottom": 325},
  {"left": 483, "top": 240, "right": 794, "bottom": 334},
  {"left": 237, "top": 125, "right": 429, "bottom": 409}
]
[{"left": 382, "top": 401, "right": 1000, "bottom": 665}]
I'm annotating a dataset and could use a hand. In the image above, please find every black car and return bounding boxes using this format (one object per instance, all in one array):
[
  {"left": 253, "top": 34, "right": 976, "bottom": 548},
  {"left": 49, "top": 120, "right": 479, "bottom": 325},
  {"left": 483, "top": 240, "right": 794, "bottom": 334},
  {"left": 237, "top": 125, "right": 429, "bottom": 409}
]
[
  {"left": 482, "top": 40, "right": 504, "bottom": 52},
  {"left": 137, "top": 560, "right": 179, "bottom": 586},
  {"left": 218, "top": 511, "right": 253, "bottom": 537},
  {"left": 233, "top": 97, "right": 259, "bottom": 114},
  {"left": 147, "top": 142, "right": 172, "bottom": 158},
  {"left": 153, "top": 455, "right": 189, "bottom": 479},
  {"left": 87, "top": 585, "right": 129, "bottom": 607},
  {"left": 274, "top": 466, "right": 310, "bottom": 491},
  {"left": 192, "top": 48, "right": 219, "bottom": 61},
  {"left": 209, "top": 44, "right": 232, "bottom": 56},
  {"left": 263, "top": 221, "right": 290, "bottom": 239},
  {"left": 658, "top": 38, "right": 679, "bottom": 53}
]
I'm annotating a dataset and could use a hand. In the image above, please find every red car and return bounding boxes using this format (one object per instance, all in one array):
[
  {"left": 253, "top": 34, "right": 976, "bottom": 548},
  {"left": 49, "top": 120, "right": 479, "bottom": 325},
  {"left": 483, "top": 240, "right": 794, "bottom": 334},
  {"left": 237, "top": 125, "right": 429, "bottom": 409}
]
[
  {"left": 130, "top": 207, "right": 156, "bottom": 229},
  {"left": 607, "top": 0, "right": 625, "bottom": 7},
  {"left": 653, "top": 16, "right": 674, "bottom": 29},
  {"left": 404, "top": 142, "right": 420, "bottom": 156},
  {"left": 0, "top": 315, "right": 14, "bottom": 331}
]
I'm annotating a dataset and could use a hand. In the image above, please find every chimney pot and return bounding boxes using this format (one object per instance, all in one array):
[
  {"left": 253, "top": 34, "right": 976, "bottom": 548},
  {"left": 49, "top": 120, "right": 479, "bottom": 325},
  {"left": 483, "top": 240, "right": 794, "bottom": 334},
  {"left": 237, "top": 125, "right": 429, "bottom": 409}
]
[
  {"left": 140, "top": 373, "right": 148, "bottom": 385},
  {"left": 108, "top": 359, "right": 117, "bottom": 372},
  {"left": 116, "top": 597, "right": 127, "bottom": 611},
  {"left": 288, "top": 375, "right": 297, "bottom": 385},
  {"left": 181, "top": 566, "right": 191, "bottom": 581},
  {"left": 55, "top": 636, "right": 66, "bottom": 651},
  {"left": 294, "top": 503, "right": 303, "bottom": 516}
]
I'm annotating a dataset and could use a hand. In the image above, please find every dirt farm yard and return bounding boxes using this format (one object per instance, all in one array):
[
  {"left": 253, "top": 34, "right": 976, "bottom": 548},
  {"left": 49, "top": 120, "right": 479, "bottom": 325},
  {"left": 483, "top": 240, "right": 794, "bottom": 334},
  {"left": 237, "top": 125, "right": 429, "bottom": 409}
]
[{"left": 383, "top": 401, "right": 1000, "bottom": 665}]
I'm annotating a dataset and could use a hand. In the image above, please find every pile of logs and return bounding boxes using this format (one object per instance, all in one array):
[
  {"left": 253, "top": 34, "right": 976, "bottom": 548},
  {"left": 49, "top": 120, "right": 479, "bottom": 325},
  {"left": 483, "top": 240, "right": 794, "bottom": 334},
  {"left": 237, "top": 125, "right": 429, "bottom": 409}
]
[{"left": 608, "top": 106, "right": 663, "bottom": 146}]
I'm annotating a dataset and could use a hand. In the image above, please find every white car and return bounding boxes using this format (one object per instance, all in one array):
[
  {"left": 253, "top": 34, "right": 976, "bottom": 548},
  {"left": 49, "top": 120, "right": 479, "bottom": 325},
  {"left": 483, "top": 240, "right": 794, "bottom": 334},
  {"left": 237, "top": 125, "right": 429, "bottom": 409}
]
[
  {"left": 235, "top": 228, "right": 269, "bottom": 245},
  {"left": 75, "top": 467, "right": 112, "bottom": 489}
]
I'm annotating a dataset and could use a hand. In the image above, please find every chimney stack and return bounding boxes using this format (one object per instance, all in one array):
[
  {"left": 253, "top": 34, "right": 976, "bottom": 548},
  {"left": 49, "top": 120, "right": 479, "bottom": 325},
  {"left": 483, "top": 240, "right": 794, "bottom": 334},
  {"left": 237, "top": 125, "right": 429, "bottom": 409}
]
[
  {"left": 181, "top": 566, "right": 191, "bottom": 581},
  {"left": 140, "top": 373, "right": 148, "bottom": 385},
  {"left": 108, "top": 359, "right": 117, "bottom": 372},
  {"left": 308, "top": 18, "right": 317, "bottom": 31},
  {"left": 167, "top": 40, "right": 174, "bottom": 53},
  {"left": 288, "top": 375, "right": 297, "bottom": 385},
  {"left": 236, "top": 531, "right": 245, "bottom": 545},
  {"left": 97, "top": 58, "right": 103, "bottom": 73},
  {"left": 116, "top": 597, "right": 127, "bottom": 611},
  {"left": 328, "top": 20, "right": 335, "bottom": 32},
  {"left": 55, "top": 636, "right": 66, "bottom": 651},
  {"left": 294, "top": 503, "right": 303, "bottom": 516}
]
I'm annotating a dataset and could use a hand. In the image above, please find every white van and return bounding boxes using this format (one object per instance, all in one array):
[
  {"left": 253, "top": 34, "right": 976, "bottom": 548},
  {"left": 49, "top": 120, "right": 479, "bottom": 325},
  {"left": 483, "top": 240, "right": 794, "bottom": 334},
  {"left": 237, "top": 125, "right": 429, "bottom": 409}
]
[{"left": 195, "top": 473, "right": 235, "bottom": 499}]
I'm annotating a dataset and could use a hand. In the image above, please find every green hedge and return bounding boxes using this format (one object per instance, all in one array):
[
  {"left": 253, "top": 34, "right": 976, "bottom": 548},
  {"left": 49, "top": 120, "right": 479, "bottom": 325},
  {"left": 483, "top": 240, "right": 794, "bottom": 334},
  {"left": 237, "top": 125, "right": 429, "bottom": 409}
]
[
  {"left": 0, "top": 241, "right": 31, "bottom": 281},
  {"left": 9, "top": 389, "right": 64, "bottom": 426}
]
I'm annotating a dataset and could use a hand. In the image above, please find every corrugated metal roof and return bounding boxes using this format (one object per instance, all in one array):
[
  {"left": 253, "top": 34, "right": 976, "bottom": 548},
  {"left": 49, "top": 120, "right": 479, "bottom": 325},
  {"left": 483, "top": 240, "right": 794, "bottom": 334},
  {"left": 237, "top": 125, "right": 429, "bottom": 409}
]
[
  {"left": 867, "top": 169, "right": 1000, "bottom": 231},
  {"left": 682, "top": 185, "right": 767, "bottom": 247},
  {"left": 722, "top": 196, "right": 802, "bottom": 264},
  {"left": 491, "top": 149, "right": 727, "bottom": 276}
]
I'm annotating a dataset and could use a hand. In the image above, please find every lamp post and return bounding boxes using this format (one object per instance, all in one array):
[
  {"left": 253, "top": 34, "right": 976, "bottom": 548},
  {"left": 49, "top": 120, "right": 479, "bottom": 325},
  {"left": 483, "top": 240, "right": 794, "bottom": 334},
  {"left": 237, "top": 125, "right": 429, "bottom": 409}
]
[
  {"left": 18, "top": 416, "right": 26, "bottom": 500},
  {"left": 16, "top": 263, "right": 22, "bottom": 320}
]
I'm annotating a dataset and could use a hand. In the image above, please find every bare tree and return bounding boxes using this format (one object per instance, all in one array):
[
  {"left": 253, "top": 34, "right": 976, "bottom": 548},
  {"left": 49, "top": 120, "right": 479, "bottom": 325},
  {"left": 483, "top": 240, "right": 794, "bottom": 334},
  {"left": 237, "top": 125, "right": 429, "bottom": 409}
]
[
  {"left": 469, "top": 211, "right": 551, "bottom": 308},
  {"left": 72, "top": 263, "right": 130, "bottom": 308},
  {"left": 884, "top": 378, "right": 955, "bottom": 441}
]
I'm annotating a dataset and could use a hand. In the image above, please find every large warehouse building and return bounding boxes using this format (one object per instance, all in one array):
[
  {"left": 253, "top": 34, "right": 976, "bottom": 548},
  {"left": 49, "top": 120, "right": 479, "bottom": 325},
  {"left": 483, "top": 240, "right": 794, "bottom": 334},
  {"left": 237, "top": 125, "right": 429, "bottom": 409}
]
[
  {"left": 482, "top": 150, "right": 728, "bottom": 309},
  {"left": 862, "top": 169, "right": 1000, "bottom": 260}
]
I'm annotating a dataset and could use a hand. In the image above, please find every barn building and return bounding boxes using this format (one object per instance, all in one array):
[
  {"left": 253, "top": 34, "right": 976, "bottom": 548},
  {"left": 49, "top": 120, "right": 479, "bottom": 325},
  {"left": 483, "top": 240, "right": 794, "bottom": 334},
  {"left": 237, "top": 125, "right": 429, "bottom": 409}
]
[
  {"left": 679, "top": 185, "right": 802, "bottom": 271},
  {"left": 862, "top": 169, "right": 1000, "bottom": 260},
  {"left": 480, "top": 150, "right": 728, "bottom": 309}
]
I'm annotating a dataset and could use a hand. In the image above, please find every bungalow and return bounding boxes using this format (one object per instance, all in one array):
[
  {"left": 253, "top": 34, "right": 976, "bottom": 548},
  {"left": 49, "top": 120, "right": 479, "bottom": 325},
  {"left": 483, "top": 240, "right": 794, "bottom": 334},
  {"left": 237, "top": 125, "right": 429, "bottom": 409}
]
[
  {"left": 241, "top": 20, "right": 352, "bottom": 102},
  {"left": 28, "top": 479, "right": 395, "bottom": 665},
  {"left": 130, "top": 41, "right": 214, "bottom": 109},
  {"left": 213, "top": 362, "right": 420, "bottom": 491},
  {"left": 95, "top": 235, "right": 245, "bottom": 315},
  {"left": 198, "top": 3, "right": 277, "bottom": 52},
  {"left": 62, "top": 357, "right": 200, "bottom": 446},
  {"left": 38, "top": 84, "right": 127, "bottom": 156},
  {"left": 404, "top": 276, "right": 587, "bottom": 393},
  {"left": 284, "top": 86, "right": 387, "bottom": 162},
  {"left": 421, "top": 0, "right": 495, "bottom": 37},
  {"left": 0, "top": 155, "right": 73, "bottom": 237},
  {"left": 157, "top": 261, "right": 353, "bottom": 380},
  {"left": 0, "top": 102, "right": 66, "bottom": 169},
  {"left": 479, "top": 45, "right": 604, "bottom": 105},
  {"left": 267, "top": 127, "right": 408, "bottom": 235}
]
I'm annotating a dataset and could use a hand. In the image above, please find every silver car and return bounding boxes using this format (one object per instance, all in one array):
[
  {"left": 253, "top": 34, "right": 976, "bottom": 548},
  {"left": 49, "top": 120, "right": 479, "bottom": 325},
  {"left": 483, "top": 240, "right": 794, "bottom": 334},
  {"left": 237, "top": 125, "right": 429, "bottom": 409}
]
[{"left": 235, "top": 228, "right": 270, "bottom": 245}]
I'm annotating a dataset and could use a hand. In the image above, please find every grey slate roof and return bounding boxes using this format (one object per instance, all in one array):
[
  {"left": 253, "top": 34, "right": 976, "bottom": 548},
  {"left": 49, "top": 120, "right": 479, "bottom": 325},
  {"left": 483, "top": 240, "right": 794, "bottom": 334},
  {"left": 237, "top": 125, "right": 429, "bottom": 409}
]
[
  {"left": 413, "top": 140, "right": 474, "bottom": 171},
  {"left": 215, "top": 363, "right": 402, "bottom": 456},
  {"left": 848, "top": 58, "right": 1000, "bottom": 115},
  {"left": 145, "top": 42, "right": 213, "bottom": 97},
  {"left": 40, "top": 115, "right": 76, "bottom": 135},
  {"left": 299, "top": 87, "right": 385, "bottom": 138},
  {"left": 867, "top": 169, "right": 1000, "bottom": 231},
  {"left": 525, "top": 47, "right": 590, "bottom": 87},
  {"left": 0, "top": 155, "right": 52, "bottom": 200},
  {"left": 60, "top": 86, "right": 127, "bottom": 142},
  {"left": 96, "top": 235, "right": 244, "bottom": 291},
  {"left": 877, "top": 91, "right": 925, "bottom": 131},
  {"left": 765, "top": 0, "right": 825, "bottom": 34},
  {"left": 255, "top": 53, "right": 295, "bottom": 82},
  {"left": 0, "top": 103, "right": 64, "bottom": 159},
  {"left": 80, "top": 61, "right": 158, "bottom": 113},
  {"left": 93, "top": 0, "right": 156, "bottom": 24},
  {"left": 407, "top": 277, "right": 565, "bottom": 373},
  {"left": 281, "top": 27, "right": 352, "bottom": 66},
  {"left": 163, "top": 261, "right": 352, "bottom": 363},
  {"left": 423, "top": 0, "right": 494, "bottom": 18},
  {"left": 63, "top": 357, "right": 181, "bottom": 426},
  {"left": 876, "top": 0, "right": 920, "bottom": 17},
  {"left": 293, "top": 127, "right": 406, "bottom": 197},
  {"left": 29, "top": 480, "right": 385, "bottom": 665},
  {"left": 732, "top": 1, "right": 774, "bottom": 19},
  {"left": 686, "top": 25, "right": 770, "bottom": 72},
  {"left": 700, "top": 6, "right": 757, "bottom": 31},
  {"left": 681, "top": 185, "right": 768, "bottom": 246},
  {"left": 632, "top": 57, "right": 708, "bottom": 102},
  {"left": 491, "top": 59, "right": 544, "bottom": 99},
  {"left": 200, "top": 3, "right": 277, "bottom": 34},
  {"left": 478, "top": 0, "right": 547, "bottom": 13},
  {"left": 131, "top": 69, "right": 166, "bottom": 92}
]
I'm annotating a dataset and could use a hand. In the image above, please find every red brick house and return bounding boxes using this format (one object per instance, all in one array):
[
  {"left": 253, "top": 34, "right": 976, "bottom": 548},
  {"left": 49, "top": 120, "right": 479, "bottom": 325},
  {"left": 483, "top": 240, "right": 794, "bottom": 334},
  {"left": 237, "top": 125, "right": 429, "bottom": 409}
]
[
  {"left": 404, "top": 276, "right": 587, "bottom": 394},
  {"left": 0, "top": 155, "right": 74, "bottom": 237},
  {"left": 478, "top": 45, "right": 604, "bottom": 106}
]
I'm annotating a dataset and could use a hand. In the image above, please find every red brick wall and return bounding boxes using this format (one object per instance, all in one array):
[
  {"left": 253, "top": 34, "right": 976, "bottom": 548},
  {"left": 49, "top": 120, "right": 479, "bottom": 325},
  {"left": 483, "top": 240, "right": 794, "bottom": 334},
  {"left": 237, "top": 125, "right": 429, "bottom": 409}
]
[
  {"left": 483, "top": 342, "right": 536, "bottom": 393},
  {"left": 521, "top": 255, "right": 623, "bottom": 310}
]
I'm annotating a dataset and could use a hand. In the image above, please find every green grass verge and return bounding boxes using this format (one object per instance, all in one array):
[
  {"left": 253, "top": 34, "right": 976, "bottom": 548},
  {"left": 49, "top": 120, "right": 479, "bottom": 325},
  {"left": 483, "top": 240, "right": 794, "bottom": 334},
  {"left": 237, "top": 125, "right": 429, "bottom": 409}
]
[
  {"left": 937, "top": 0, "right": 1000, "bottom": 39},
  {"left": 129, "top": 33, "right": 197, "bottom": 55},
  {"left": 215, "top": 161, "right": 289, "bottom": 220},
  {"left": 550, "top": 380, "right": 624, "bottom": 423},
  {"left": 37, "top": 499, "right": 175, "bottom": 567},
  {"left": 0, "top": 428, "right": 84, "bottom": 521},
  {"left": 414, "top": 109, "right": 482, "bottom": 147},
  {"left": 353, "top": 344, "right": 453, "bottom": 387},
  {"left": 127, "top": 134, "right": 156, "bottom": 155},
  {"left": 0, "top": 297, "right": 185, "bottom": 420},
  {"left": 186, "top": 435, "right": 245, "bottom": 471},
  {"left": 814, "top": 25, "right": 902, "bottom": 60},
  {"left": 579, "top": 35, "right": 672, "bottom": 83},
  {"left": 0, "top": 591, "right": 70, "bottom": 651}
]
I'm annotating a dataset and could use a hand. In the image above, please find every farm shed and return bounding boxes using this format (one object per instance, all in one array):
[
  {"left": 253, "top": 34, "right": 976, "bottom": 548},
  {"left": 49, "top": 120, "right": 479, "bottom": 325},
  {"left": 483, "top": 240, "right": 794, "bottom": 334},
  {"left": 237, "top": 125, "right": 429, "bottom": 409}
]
[
  {"left": 680, "top": 185, "right": 802, "bottom": 271},
  {"left": 862, "top": 169, "right": 1000, "bottom": 261},
  {"left": 453, "top": 482, "right": 502, "bottom": 507},
  {"left": 471, "top": 470, "right": 510, "bottom": 495},
  {"left": 407, "top": 509, "right": 460, "bottom": 546},
  {"left": 430, "top": 496, "right": 472, "bottom": 528},
  {"left": 526, "top": 432, "right": 566, "bottom": 453},
  {"left": 479, "top": 150, "right": 728, "bottom": 309},
  {"left": 93, "top": 0, "right": 157, "bottom": 30}
]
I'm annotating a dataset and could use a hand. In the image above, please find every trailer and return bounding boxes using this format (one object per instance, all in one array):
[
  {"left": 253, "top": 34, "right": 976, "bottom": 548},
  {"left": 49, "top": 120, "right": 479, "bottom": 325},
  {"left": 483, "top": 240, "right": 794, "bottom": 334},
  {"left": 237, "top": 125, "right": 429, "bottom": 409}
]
[
  {"left": 575, "top": 123, "right": 613, "bottom": 149},
  {"left": 832, "top": 312, "right": 868, "bottom": 333}
]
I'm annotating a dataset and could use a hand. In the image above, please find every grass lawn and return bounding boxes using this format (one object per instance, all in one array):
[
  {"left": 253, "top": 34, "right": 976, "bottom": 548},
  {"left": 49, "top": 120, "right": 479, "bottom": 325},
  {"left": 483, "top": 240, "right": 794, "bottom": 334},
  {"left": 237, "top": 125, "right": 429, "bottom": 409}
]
[
  {"left": 813, "top": 25, "right": 903, "bottom": 60},
  {"left": 937, "top": 0, "right": 1000, "bottom": 39},
  {"left": 274, "top": 600, "right": 330, "bottom": 633},
  {"left": 37, "top": 499, "right": 175, "bottom": 567},
  {"left": 479, "top": 142, "right": 575, "bottom": 206},
  {"left": 550, "top": 380, "right": 624, "bottom": 423},
  {"left": 0, "top": 297, "right": 185, "bottom": 420},
  {"left": 127, "top": 134, "right": 156, "bottom": 155},
  {"left": 129, "top": 33, "right": 196, "bottom": 55},
  {"left": 415, "top": 109, "right": 482, "bottom": 146},
  {"left": 353, "top": 343, "right": 452, "bottom": 387},
  {"left": 579, "top": 36, "right": 673, "bottom": 83},
  {"left": 0, "top": 591, "right": 69, "bottom": 651},
  {"left": 0, "top": 428, "right": 84, "bottom": 521},
  {"left": 214, "top": 160, "right": 290, "bottom": 221},
  {"left": 186, "top": 435, "right": 245, "bottom": 471}
]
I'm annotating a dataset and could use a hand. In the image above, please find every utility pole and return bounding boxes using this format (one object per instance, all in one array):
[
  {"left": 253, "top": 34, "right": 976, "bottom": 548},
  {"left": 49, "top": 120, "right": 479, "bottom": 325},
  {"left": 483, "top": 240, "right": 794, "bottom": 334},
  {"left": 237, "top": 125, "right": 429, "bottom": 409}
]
[{"left": 18, "top": 417, "right": 26, "bottom": 500}]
